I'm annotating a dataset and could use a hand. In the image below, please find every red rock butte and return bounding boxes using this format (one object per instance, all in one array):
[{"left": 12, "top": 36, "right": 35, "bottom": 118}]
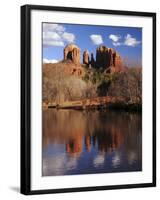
[
  {"left": 63, "top": 44, "right": 125, "bottom": 74},
  {"left": 64, "top": 44, "right": 80, "bottom": 65},
  {"left": 96, "top": 46, "right": 122, "bottom": 69}
]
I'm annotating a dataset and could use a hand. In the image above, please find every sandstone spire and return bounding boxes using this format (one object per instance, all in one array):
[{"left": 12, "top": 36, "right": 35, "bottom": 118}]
[{"left": 83, "top": 50, "right": 90, "bottom": 65}]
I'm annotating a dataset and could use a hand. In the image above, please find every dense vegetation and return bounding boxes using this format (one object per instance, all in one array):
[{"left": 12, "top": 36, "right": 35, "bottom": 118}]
[{"left": 43, "top": 62, "right": 142, "bottom": 110}]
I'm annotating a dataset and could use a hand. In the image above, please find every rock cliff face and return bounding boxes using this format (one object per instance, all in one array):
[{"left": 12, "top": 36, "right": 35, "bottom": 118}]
[
  {"left": 64, "top": 44, "right": 80, "bottom": 65},
  {"left": 95, "top": 46, "right": 122, "bottom": 72}
]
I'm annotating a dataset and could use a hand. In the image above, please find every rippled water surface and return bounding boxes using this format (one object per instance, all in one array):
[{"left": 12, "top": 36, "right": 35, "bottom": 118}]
[{"left": 42, "top": 109, "right": 142, "bottom": 176}]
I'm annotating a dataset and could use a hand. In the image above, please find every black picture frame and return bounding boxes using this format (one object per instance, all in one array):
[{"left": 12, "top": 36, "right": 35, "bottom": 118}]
[{"left": 21, "top": 4, "right": 156, "bottom": 195}]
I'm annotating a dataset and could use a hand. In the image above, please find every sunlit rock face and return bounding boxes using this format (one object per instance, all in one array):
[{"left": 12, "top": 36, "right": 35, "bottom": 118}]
[
  {"left": 63, "top": 44, "right": 84, "bottom": 76},
  {"left": 63, "top": 44, "right": 125, "bottom": 74},
  {"left": 64, "top": 44, "right": 80, "bottom": 65},
  {"left": 83, "top": 50, "right": 90, "bottom": 65}
]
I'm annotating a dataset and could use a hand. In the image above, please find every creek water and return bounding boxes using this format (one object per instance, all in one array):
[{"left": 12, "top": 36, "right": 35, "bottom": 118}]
[{"left": 42, "top": 109, "right": 142, "bottom": 176}]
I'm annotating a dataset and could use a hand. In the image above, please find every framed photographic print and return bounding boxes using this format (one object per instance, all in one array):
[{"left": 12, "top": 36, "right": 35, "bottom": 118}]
[{"left": 21, "top": 4, "right": 156, "bottom": 195}]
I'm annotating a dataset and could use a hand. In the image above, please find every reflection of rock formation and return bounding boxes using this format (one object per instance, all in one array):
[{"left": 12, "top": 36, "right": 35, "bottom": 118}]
[
  {"left": 43, "top": 109, "right": 86, "bottom": 147},
  {"left": 65, "top": 134, "right": 92, "bottom": 156},
  {"left": 43, "top": 110, "right": 142, "bottom": 175},
  {"left": 92, "top": 128, "right": 124, "bottom": 153},
  {"left": 43, "top": 109, "right": 141, "bottom": 160},
  {"left": 64, "top": 44, "right": 80, "bottom": 65},
  {"left": 66, "top": 134, "right": 83, "bottom": 157},
  {"left": 65, "top": 128, "right": 124, "bottom": 156},
  {"left": 85, "top": 135, "right": 91, "bottom": 151}
]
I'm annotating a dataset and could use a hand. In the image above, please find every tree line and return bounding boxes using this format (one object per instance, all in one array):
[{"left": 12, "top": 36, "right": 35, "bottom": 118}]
[{"left": 43, "top": 63, "right": 142, "bottom": 108}]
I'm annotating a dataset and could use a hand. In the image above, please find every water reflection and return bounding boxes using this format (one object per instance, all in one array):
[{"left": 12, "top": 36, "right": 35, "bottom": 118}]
[{"left": 42, "top": 109, "right": 142, "bottom": 176}]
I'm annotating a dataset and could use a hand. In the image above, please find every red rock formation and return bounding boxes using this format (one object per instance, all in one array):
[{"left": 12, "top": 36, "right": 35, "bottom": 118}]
[
  {"left": 114, "top": 53, "right": 122, "bottom": 67},
  {"left": 96, "top": 46, "right": 109, "bottom": 68},
  {"left": 90, "top": 53, "right": 96, "bottom": 68},
  {"left": 66, "top": 134, "right": 83, "bottom": 157},
  {"left": 62, "top": 60, "right": 84, "bottom": 77},
  {"left": 64, "top": 44, "right": 80, "bottom": 65},
  {"left": 63, "top": 44, "right": 124, "bottom": 74},
  {"left": 95, "top": 45, "right": 123, "bottom": 72},
  {"left": 83, "top": 50, "right": 90, "bottom": 65}
]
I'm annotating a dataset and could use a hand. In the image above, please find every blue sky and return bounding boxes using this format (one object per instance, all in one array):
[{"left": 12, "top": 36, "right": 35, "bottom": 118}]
[{"left": 43, "top": 23, "right": 142, "bottom": 67}]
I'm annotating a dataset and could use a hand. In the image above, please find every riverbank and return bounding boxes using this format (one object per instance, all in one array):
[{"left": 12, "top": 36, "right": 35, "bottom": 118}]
[{"left": 43, "top": 96, "right": 141, "bottom": 112}]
